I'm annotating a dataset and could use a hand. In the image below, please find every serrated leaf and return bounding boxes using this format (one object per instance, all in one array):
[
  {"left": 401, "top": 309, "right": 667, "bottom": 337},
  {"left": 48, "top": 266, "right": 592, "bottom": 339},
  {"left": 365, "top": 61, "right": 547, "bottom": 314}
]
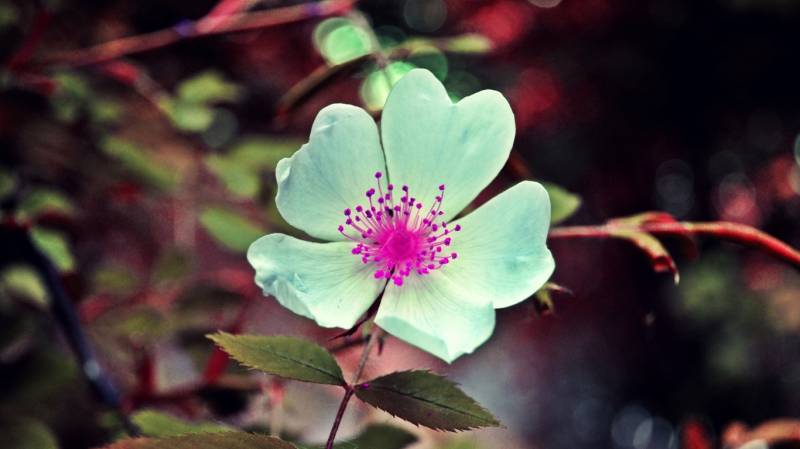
[
  {"left": 99, "top": 432, "right": 296, "bottom": 449},
  {"left": 199, "top": 207, "right": 265, "bottom": 253},
  {"left": 542, "top": 182, "right": 581, "bottom": 224},
  {"left": 132, "top": 409, "right": 231, "bottom": 437},
  {"left": 208, "top": 333, "right": 345, "bottom": 386},
  {"left": 354, "top": 370, "right": 500, "bottom": 431}
]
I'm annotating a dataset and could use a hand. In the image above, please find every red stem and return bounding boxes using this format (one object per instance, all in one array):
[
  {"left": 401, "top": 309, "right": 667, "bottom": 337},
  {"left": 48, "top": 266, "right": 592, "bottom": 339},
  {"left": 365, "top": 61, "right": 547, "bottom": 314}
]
[
  {"left": 37, "top": 0, "right": 356, "bottom": 68},
  {"left": 324, "top": 327, "right": 382, "bottom": 449},
  {"left": 203, "top": 295, "right": 256, "bottom": 383},
  {"left": 325, "top": 387, "right": 355, "bottom": 449},
  {"left": 5, "top": 10, "right": 52, "bottom": 71},
  {"left": 548, "top": 221, "right": 800, "bottom": 268}
]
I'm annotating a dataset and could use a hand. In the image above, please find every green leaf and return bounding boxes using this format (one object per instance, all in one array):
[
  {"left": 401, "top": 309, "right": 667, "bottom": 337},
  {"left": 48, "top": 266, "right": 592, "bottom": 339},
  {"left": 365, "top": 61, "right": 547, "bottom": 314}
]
[
  {"left": 132, "top": 409, "right": 231, "bottom": 437},
  {"left": 205, "top": 136, "right": 301, "bottom": 198},
  {"left": 177, "top": 71, "right": 242, "bottom": 105},
  {"left": 89, "top": 97, "right": 124, "bottom": 126},
  {"left": 208, "top": 332, "right": 345, "bottom": 386},
  {"left": 18, "top": 188, "right": 75, "bottom": 219},
  {"left": 101, "top": 137, "right": 182, "bottom": 190},
  {"left": 205, "top": 156, "right": 259, "bottom": 198},
  {"left": 160, "top": 99, "right": 216, "bottom": 132},
  {"left": 313, "top": 18, "right": 374, "bottom": 65},
  {"left": 100, "top": 432, "right": 296, "bottom": 449},
  {"left": 31, "top": 227, "right": 74, "bottom": 272},
  {"left": 359, "top": 61, "right": 416, "bottom": 111},
  {"left": 152, "top": 248, "right": 194, "bottom": 286},
  {"left": 0, "top": 266, "right": 48, "bottom": 306},
  {"left": 303, "top": 423, "right": 417, "bottom": 449},
  {"left": 0, "top": 419, "right": 58, "bottom": 449},
  {"left": 354, "top": 370, "right": 501, "bottom": 431},
  {"left": 542, "top": 182, "right": 581, "bottom": 224},
  {"left": 440, "top": 34, "right": 493, "bottom": 54},
  {"left": 199, "top": 207, "right": 265, "bottom": 253},
  {"left": 92, "top": 264, "right": 139, "bottom": 296},
  {"left": 0, "top": 166, "right": 16, "bottom": 199},
  {"left": 337, "top": 424, "right": 417, "bottom": 449},
  {"left": 0, "top": 3, "right": 19, "bottom": 30},
  {"left": 51, "top": 71, "right": 89, "bottom": 123},
  {"left": 405, "top": 45, "right": 448, "bottom": 80},
  {"left": 532, "top": 282, "right": 572, "bottom": 316}
]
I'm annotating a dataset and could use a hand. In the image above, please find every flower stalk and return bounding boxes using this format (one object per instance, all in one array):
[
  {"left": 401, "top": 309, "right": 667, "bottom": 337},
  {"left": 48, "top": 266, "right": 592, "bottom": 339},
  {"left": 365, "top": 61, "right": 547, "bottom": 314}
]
[{"left": 325, "top": 326, "right": 383, "bottom": 449}]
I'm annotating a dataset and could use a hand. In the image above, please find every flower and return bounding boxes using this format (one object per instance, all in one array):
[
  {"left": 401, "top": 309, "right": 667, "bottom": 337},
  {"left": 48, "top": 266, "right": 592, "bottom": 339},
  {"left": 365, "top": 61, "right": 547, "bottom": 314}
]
[{"left": 247, "top": 69, "right": 555, "bottom": 362}]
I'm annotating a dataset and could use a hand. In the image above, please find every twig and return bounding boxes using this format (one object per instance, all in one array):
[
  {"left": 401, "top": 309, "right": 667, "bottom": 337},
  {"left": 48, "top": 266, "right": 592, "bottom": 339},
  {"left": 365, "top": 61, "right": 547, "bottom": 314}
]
[
  {"left": 4, "top": 8, "right": 52, "bottom": 71},
  {"left": 351, "top": 326, "right": 382, "bottom": 384},
  {"left": 548, "top": 221, "right": 800, "bottom": 268},
  {"left": 324, "top": 326, "right": 383, "bottom": 449},
  {"left": 0, "top": 221, "right": 139, "bottom": 436},
  {"left": 38, "top": 0, "right": 356, "bottom": 68}
]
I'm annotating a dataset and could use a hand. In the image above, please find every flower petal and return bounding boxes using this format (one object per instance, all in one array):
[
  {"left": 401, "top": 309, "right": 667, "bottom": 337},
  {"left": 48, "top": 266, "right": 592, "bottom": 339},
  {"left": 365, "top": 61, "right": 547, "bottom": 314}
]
[
  {"left": 380, "top": 69, "right": 515, "bottom": 221},
  {"left": 276, "top": 104, "right": 386, "bottom": 241},
  {"left": 375, "top": 272, "right": 496, "bottom": 363},
  {"left": 247, "top": 233, "right": 384, "bottom": 329},
  {"left": 449, "top": 181, "right": 555, "bottom": 309}
]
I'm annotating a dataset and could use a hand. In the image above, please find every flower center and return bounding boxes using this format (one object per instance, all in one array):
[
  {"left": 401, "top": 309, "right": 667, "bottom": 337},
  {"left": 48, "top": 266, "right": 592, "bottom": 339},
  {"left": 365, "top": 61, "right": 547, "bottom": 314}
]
[{"left": 338, "top": 171, "right": 461, "bottom": 286}]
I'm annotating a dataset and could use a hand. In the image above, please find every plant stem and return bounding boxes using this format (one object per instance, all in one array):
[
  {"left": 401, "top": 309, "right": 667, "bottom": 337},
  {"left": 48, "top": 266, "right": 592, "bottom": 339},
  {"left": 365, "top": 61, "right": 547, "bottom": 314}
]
[
  {"left": 0, "top": 222, "right": 140, "bottom": 436},
  {"left": 324, "top": 327, "right": 383, "bottom": 449},
  {"left": 325, "top": 388, "right": 355, "bottom": 449},
  {"left": 549, "top": 221, "right": 800, "bottom": 268},
  {"left": 39, "top": 0, "right": 356, "bottom": 67}
]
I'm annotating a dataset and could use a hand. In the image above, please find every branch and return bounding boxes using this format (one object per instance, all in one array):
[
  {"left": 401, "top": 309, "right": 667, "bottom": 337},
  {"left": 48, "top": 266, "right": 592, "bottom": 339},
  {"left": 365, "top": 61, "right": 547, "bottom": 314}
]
[
  {"left": 4, "top": 8, "right": 52, "bottom": 71},
  {"left": 37, "top": 0, "right": 356, "bottom": 68},
  {"left": 549, "top": 220, "right": 800, "bottom": 269},
  {"left": 0, "top": 221, "right": 139, "bottom": 436}
]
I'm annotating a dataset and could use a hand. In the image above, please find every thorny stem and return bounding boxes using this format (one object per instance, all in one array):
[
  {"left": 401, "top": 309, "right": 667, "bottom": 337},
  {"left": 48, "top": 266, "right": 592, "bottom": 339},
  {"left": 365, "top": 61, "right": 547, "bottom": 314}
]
[
  {"left": 548, "top": 221, "right": 800, "bottom": 268},
  {"left": 324, "top": 326, "right": 383, "bottom": 449}
]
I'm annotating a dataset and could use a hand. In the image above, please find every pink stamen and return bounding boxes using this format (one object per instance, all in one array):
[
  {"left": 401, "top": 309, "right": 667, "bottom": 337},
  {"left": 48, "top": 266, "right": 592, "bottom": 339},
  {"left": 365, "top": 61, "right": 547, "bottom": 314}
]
[{"left": 338, "top": 172, "right": 461, "bottom": 286}]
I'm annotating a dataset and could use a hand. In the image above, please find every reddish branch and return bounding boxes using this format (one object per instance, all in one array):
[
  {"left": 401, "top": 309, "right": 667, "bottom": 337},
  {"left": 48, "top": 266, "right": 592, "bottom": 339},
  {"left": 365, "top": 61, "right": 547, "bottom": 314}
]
[
  {"left": 549, "top": 221, "right": 800, "bottom": 268},
  {"left": 325, "top": 327, "right": 383, "bottom": 449},
  {"left": 5, "top": 9, "right": 52, "bottom": 71},
  {"left": 38, "top": 0, "right": 356, "bottom": 68}
]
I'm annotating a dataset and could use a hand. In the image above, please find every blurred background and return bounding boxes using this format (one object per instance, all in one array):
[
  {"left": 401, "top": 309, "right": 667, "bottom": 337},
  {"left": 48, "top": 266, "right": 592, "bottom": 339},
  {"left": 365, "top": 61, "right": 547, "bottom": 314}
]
[{"left": 1, "top": 0, "right": 800, "bottom": 448}]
